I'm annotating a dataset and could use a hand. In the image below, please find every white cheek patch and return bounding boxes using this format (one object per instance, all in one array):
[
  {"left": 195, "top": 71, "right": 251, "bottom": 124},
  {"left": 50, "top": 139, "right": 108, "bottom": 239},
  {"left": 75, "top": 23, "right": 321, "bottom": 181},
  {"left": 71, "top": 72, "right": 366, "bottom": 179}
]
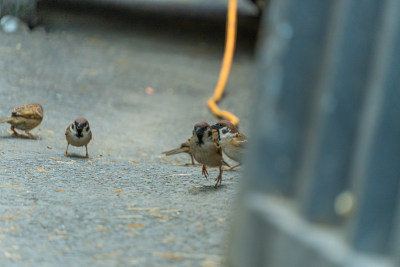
[
  {"left": 220, "top": 127, "right": 236, "bottom": 139},
  {"left": 70, "top": 125, "right": 77, "bottom": 134}
]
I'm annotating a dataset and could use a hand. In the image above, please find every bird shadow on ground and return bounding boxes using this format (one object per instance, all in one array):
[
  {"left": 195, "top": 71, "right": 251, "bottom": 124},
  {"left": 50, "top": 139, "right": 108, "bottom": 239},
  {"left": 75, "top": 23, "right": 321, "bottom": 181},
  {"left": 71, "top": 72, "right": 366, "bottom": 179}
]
[
  {"left": 0, "top": 134, "right": 41, "bottom": 140},
  {"left": 188, "top": 184, "right": 226, "bottom": 194},
  {"left": 64, "top": 153, "right": 88, "bottom": 159}
]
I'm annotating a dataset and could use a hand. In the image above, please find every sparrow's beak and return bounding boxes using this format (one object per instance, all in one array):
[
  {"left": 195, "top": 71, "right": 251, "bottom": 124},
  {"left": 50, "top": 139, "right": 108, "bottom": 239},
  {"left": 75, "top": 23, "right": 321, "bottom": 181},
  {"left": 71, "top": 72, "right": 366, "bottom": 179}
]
[
  {"left": 195, "top": 127, "right": 208, "bottom": 140},
  {"left": 76, "top": 123, "right": 83, "bottom": 131}
]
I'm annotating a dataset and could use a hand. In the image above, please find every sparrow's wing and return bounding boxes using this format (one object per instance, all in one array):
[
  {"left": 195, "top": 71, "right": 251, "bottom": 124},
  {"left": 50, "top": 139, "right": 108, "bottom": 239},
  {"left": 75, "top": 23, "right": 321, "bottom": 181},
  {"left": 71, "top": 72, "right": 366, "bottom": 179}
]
[
  {"left": 162, "top": 146, "right": 190, "bottom": 155},
  {"left": 215, "top": 141, "right": 230, "bottom": 167},
  {"left": 232, "top": 132, "right": 248, "bottom": 149},
  {"left": 181, "top": 138, "right": 191, "bottom": 148},
  {"left": 12, "top": 104, "right": 42, "bottom": 120},
  {"left": 0, "top": 117, "right": 12, "bottom": 124},
  {"left": 88, "top": 130, "right": 93, "bottom": 142},
  {"left": 65, "top": 125, "right": 70, "bottom": 136},
  {"left": 215, "top": 141, "right": 223, "bottom": 155},
  {"left": 162, "top": 138, "right": 191, "bottom": 155}
]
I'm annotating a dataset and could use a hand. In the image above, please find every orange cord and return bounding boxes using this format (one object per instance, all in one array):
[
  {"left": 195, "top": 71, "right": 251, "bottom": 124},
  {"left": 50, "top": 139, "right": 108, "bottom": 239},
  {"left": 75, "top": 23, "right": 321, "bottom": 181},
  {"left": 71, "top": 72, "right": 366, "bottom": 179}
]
[{"left": 207, "top": 0, "right": 239, "bottom": 126}]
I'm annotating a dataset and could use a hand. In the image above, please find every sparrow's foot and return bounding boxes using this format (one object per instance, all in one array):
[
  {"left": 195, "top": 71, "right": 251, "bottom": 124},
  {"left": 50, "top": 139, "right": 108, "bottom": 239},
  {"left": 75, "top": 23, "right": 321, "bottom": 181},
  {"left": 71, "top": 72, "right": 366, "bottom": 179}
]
[
  {"left": 214, "top": 175, "right": 222, "bottom": 188},
  {"left": 214, "top": 166, "right": 223, "bottom": 188},
  {"left": 25, "top": 131, "right": 39, "bottom": 140},
  {"left": 11, "top": 127, "right": 23, "bottom": 138},
  {"left": 64, "top": 144, "right": 69, "bottom": 157},
  {"left": 223, "top": 164, "right": 240, "bottom": 171},
  {"left": 201, "top": 165, "right": 209, "bottom": 179}
]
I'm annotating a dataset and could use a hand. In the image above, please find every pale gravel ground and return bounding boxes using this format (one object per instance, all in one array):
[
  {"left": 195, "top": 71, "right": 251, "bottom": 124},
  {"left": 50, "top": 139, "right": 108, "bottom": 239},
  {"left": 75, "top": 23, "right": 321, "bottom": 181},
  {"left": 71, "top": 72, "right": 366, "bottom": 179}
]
[{"left": 0, "top": 1, "right": 258, "bottom": 265}]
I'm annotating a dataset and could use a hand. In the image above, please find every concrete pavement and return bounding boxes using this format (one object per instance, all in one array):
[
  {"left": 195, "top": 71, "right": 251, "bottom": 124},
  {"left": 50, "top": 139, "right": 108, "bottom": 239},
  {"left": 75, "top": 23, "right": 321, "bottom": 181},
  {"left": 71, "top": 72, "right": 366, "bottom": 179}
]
[{"left": 0, "top": 1, "right": 258, "bottom": 265}]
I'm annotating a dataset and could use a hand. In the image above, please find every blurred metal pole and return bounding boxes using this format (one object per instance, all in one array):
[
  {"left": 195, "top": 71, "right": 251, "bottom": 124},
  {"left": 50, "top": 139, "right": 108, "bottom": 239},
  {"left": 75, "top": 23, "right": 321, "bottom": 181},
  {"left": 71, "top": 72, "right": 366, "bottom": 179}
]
[
  {"left": 394, "top": 196, "right": 400, "bottom": 266},
  {"left": 245, "top": 0, "right": 334, "bottom": 196},
  {"left": 346, "top": 0, "right": 400, "bottom": 254},
  {"left": 226, "top": 0, "right": 293, "bottom": 265},
  {"left": 297, "top": 0, "right": 386, "bottom": 223},
  {"left": 227, "top": 0, "right": 400, "bottom": 265}
]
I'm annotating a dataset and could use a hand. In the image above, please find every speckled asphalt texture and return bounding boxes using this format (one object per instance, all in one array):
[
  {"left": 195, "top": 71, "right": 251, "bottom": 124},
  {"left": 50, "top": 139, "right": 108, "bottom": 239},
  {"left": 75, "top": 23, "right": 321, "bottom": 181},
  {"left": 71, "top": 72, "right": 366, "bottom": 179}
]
[{"left": 0, "top": 1, "right": 258, "bottom": 265}]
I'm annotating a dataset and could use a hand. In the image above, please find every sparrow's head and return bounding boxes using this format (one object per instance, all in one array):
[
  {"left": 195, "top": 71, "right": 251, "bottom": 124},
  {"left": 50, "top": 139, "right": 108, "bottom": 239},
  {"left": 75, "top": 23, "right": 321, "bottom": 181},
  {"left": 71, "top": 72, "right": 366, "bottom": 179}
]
[
  {"left": 32, "top": 103, "right": 44, "bottom": 118},
  {"left": 193, "top": 121, "right": 212, "bottom": 144},
  {"left": 71, "top": 117, "right": 90, "bottom": 138},
  {"left": 211, "top": 120, "right": 238, "bottom": 140}
]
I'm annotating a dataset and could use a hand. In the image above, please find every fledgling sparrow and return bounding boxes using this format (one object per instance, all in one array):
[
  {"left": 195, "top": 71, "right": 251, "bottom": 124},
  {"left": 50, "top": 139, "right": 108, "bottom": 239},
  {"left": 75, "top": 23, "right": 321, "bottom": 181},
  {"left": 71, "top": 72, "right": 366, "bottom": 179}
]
[
  {"left": 162, "top": 138, "right": 196, "bottom": 165},
  {"left": 65, "top": 117, "right": 92, "bottom": 158},
  {"left": 189, "top": 121, "right": 230, "bottom": 188},
  {"left": 0, "top": 103, "right": 43, "bottom": 139},
  {"left": 211, "top": 120, "right": 248, "bottom": 170}
]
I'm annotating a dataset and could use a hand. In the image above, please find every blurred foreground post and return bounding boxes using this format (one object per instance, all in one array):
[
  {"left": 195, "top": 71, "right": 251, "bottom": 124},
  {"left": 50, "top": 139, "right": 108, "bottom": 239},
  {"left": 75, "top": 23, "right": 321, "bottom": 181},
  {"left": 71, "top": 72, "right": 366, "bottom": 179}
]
[
  {"left": 0, "top": 0, "right": 36, "bottom": 25},
  {"left": 228, "top": 0, "right": 400, "bottom": 266}
]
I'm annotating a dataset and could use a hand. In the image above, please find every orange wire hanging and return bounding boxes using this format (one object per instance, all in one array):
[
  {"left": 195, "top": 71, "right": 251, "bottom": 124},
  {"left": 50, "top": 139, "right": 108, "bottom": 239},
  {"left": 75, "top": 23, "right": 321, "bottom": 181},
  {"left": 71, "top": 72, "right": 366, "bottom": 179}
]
[{"left": 207, "top": 0, "right": 239, "bottom": 126}]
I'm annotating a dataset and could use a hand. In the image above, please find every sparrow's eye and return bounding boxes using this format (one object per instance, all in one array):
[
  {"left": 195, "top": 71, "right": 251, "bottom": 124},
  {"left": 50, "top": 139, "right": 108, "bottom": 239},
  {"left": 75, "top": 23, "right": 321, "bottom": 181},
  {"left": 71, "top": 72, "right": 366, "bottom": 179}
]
[{"left": 71, "top": 124, "right": 74, "bottom": 130}]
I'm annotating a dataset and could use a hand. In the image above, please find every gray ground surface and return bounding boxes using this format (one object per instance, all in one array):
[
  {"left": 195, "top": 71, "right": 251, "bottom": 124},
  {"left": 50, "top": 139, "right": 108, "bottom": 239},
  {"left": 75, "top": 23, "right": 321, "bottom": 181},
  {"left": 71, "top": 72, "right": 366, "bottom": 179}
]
[{"left": 0, "top": 1, "right": 258, "bottom": 266}]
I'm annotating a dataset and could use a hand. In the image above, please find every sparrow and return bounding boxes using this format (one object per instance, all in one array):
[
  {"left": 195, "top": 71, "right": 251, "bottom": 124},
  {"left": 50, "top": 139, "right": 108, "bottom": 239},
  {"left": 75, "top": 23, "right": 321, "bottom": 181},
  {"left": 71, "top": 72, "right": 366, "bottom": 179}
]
[
  {"left": 162, "top": 138, "right": 196, "bottom": 165},
  {"left": 0, "top": 103, "right": 43, "bottom": 139},
  {"left": 65, "top": 117, "right": 92, "bottom": 158},
  {"left": 211, "top": 120, "right": 248, "bottom": 170},
  {"left": 189, "top": 121, "right": 230, "bottom": 188}
]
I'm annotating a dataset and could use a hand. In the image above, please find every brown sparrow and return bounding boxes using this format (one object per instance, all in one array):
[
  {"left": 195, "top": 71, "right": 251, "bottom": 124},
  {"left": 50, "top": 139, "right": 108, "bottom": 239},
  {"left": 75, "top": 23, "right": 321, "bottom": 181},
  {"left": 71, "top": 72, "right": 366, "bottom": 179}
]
[
  {"left": 65, "top": 117, "right": 92, "bottom": 158},
  {"left": 162, "top": 138, "right": 196, "bottom": 165},
  {"left": 211, "top": 120, "right": 248, "bottom": 170},
  {"left": 0, "top": 103, "right": 43, "bottom": 139},
  {"left": 189, "top": 121, "right": 230, "bottom": 188}
]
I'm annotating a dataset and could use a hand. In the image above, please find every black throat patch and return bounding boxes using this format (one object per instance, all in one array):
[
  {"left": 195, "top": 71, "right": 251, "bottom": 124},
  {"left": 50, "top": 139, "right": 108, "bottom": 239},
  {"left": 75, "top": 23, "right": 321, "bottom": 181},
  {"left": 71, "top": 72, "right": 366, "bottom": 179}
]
[
  {"left": 196, "top": 133, "right": 204, "bottom": 146},
  {"left": 76, "top": 129, "right": 83, "bottom": 138}
]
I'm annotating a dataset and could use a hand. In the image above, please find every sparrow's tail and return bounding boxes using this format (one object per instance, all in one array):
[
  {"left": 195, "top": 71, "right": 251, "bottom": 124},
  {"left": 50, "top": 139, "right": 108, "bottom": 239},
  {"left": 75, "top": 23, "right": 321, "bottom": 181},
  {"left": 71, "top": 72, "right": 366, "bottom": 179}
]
[
  {"left": 222, "top": 160, "right": 231, "bottom": 167},
  {"left": 0, "top": 117, "right": 11, "bottom": 124},
  {"left": 162, "top": 146, "right": 190, "bottom": 156}
]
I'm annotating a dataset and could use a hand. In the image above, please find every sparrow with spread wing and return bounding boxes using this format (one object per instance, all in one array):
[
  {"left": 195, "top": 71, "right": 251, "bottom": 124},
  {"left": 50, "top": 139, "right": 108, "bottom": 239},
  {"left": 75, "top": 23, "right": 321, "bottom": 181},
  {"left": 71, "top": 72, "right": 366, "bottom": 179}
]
[
  {"left": 0, "top": 103, "right": 43, "bottom": 139},
  {"left": 211, "top": 120, "right": 247, "bottom": 170},
  {"left": 162, "top": 138, "right": 196, "bottom": 165},
  {"left": 189, "top": 121, "right": 229, "bottom": 188}
]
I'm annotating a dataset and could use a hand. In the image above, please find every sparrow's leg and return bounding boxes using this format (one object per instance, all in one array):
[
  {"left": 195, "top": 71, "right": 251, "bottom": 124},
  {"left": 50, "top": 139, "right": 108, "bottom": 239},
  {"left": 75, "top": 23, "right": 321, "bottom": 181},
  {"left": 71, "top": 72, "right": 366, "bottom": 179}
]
[
  {"left": 64, "top": 144, "right": 69, "bottom": 156},
  {"left": 224, "top": 164, "right": 240, "bottom": 171},
  {"left": 185, "top": 154, "right": 197, "bottom": 166},
  {"left": 11, "top": 126, "right": 23, "bottom": 138},
  {"left": 214, "top": 166, "right": 223, "bottom": 188},
  {"left": 25, "top": 130, "right": 38, "bottom": 140},
  {"left": 201, "top": 165, "right": 209, "bottom": 179},
  {"left": 85, "top": 145, "right": 89, "bottom": 158}
]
